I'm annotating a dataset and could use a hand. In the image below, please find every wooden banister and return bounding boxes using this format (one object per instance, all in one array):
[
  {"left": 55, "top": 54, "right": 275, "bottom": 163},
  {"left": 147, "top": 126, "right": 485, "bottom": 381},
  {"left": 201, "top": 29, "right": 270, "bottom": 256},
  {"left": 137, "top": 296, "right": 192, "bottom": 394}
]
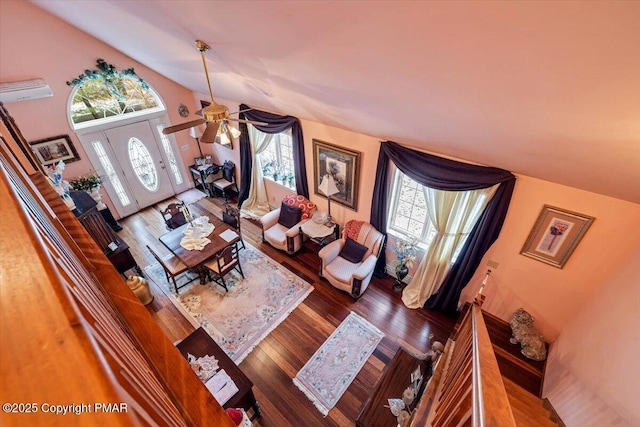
[
  {"left": 1, "top": 134, "right": 235, "bottom": 426},
  {"left": 419, "top": 302, "right": 516, "bottom": 427}
]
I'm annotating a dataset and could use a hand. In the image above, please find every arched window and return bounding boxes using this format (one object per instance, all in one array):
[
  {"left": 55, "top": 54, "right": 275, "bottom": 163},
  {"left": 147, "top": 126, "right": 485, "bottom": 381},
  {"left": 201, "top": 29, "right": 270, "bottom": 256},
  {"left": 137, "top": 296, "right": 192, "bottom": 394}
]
[{"left": 67, "top": 59, "right": 165, "bottom": 130}]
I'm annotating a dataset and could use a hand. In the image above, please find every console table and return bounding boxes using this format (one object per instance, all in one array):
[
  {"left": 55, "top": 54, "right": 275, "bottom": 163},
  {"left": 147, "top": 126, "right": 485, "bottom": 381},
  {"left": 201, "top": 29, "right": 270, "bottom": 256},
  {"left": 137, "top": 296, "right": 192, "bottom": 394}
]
[
  {"left": 189, "top": 163, "right": 221, "bottom": 197},
  {"left": 69, "top": 191, "right": 141, "bottom": 277},
  {"left": 176, "top": 327, "right": 261, "bottom": 419},
  {"left": 356, "top": 348, "right": 432, "bottom": 427}
]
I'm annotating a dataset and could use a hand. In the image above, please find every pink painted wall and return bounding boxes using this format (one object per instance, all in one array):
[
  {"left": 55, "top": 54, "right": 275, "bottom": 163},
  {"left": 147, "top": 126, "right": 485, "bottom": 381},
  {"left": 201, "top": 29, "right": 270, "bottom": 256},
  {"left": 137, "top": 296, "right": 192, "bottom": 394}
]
[
  {"left": 542, "top": 248, "right": 640, "bottom": 426},
  {"left": 0, "top": 1, "right": 203, "bottom": 216},
  {"left": 3, "top": 3, "right": 640, "bottom": 421},
  {"left": 460, "top": 176, "right": 640, "bottom": 341}
]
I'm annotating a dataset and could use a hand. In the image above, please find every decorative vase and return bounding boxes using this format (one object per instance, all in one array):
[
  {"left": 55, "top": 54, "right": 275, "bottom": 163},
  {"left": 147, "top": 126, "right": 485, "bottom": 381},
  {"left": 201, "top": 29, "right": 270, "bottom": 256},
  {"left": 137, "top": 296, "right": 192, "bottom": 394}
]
[
  {"left": 126, "top": 275, "right": 154, "bottom": 305},
  {"left": 89, "top": 185, "right": 107, "bottom": 210},
  {"left": 393, "top": 264, "right": 409, "bottom": 293}
]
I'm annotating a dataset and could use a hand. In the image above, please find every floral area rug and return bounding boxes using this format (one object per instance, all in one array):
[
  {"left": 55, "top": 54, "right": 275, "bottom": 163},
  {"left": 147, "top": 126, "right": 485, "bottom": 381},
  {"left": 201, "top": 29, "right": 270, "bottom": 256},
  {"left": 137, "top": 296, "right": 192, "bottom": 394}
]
[
  {"left": 293, "top": 311, "right": 384, "bottom": 416},
  {"left": 144, "top": 243, "right": 313, "bottom": 363}
]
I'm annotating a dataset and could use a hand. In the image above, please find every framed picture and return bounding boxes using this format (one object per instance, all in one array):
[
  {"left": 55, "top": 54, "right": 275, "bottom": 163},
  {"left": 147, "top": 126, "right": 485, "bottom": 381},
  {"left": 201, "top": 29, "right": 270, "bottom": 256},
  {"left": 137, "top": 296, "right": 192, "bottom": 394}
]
[
  {"left": 29, "top": 134, "right": 80, "bottom": 166},
  {"left": 520, "top": 205, "right": 595, "bottom": 268},
  {"left": 313, "top": 139, "right": 361, "bottom": 211}
]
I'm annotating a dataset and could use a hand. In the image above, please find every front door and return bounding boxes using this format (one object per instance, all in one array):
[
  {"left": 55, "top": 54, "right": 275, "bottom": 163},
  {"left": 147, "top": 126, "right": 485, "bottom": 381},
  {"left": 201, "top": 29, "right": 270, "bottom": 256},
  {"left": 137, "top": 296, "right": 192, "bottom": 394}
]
[
  {"left": 104, "top": 122, "right": 174, "bottom": 209},
  {"left": 79, "top": 120, "right": 177, "bottom": 217}
]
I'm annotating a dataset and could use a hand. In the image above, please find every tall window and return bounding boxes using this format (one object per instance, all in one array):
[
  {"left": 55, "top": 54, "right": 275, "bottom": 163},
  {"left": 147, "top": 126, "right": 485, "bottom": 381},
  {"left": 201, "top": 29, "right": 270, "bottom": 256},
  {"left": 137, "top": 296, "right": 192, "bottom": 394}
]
[
  {"left": 388, "top": 168, "right": 437, "bottom": 247},
  {"left": 156, "top": 124, "right": 184, "bottom": 185},
  {"left": 258, "top": 129, "right": 295, "bottom": 187}
]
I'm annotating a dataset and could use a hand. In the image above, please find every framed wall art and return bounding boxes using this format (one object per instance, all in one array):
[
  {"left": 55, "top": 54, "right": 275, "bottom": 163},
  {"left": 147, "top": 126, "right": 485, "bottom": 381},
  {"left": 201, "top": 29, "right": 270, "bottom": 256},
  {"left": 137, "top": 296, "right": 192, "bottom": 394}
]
[
  {"left": 29, "top": 134, "right": 80, "bottom": 166},
  {"left": 312, "top": 139, "right": 361, "bottom": 211},
  {"left": 520, "top": 205, "right": 595, "bottom": 268}
]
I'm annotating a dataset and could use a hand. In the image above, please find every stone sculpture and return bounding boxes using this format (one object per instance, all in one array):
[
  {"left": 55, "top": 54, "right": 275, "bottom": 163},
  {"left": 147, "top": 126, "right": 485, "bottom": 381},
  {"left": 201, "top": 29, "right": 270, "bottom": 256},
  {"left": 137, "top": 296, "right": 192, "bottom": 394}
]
[{"left": 509, "top": 308, "right": 547, "bottom": 361}]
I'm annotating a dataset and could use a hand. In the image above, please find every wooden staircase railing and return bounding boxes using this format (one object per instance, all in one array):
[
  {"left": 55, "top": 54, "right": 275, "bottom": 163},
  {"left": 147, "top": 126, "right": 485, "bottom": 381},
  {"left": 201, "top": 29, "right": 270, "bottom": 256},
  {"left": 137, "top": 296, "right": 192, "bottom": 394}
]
[{"left": 425, "top": 301, "right": 517, "bottom": 427}]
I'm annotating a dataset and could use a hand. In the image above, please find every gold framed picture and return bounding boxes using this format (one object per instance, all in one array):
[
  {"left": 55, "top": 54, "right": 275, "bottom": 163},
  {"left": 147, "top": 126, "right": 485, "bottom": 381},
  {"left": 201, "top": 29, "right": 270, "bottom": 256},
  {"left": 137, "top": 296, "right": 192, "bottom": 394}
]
[{"left": 520, "top": 205, "right": 595, "bottom": 268}]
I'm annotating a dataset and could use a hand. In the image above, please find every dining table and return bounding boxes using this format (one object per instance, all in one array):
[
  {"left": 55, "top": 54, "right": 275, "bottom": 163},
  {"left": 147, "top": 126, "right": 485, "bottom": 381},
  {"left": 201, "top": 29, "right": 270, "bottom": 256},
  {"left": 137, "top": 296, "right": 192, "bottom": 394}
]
[{"left": 159, "top": 213, "right": 240, "bottom": 284}]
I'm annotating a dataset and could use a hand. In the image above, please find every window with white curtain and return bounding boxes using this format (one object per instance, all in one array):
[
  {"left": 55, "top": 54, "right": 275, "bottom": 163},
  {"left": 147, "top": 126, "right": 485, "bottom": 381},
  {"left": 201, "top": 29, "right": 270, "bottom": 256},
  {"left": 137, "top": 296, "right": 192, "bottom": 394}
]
[
  {"left": 387, "top": 168, "right": 437, "bottom": 248},
  {"left": 257, "top": 129, "right": 295, "bottom": 187}
]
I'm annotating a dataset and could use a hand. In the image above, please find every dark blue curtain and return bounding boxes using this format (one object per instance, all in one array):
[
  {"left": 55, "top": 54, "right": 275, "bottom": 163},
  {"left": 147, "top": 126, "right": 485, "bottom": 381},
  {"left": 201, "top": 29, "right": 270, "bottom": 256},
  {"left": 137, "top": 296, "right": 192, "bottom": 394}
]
[
  {"left": 237, "top": 104, "right": 308, "bottom": 208},
  {"left": 370, "top": 141, "right": 516, "bottom": 315}
]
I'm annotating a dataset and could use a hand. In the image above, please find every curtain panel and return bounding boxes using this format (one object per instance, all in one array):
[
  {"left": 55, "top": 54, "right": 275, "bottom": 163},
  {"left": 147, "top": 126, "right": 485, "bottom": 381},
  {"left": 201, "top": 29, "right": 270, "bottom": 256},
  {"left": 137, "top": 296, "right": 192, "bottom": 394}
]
[
  {"left": 237, "top": 104, "right": 309, "bottom": 208},
  {"left": 370, "top": 141, "right": 516, "bottom": 315}
]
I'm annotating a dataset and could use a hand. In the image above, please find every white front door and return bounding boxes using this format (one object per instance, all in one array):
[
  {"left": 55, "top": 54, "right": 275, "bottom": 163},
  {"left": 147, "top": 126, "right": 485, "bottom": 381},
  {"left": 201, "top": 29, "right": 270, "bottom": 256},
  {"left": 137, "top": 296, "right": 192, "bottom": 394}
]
[
  {"left": 104, "top": 122, "right": 174, "bottom": 208},
  {"left": 79, "top": 120, "right": 179, "bottom": 217}
]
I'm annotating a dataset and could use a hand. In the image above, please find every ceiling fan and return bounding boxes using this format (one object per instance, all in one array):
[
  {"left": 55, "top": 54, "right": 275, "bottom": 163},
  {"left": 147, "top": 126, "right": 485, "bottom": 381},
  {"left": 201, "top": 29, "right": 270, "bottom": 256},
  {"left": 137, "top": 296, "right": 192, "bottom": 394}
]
[{"left": 162, "top": 39, "right": 266, "bottom": 143}]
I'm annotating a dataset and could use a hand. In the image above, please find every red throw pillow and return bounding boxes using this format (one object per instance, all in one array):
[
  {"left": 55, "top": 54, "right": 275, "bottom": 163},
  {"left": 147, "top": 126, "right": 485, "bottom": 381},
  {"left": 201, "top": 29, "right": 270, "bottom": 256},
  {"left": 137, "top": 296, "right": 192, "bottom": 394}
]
[
  {"left": 282, "top": 194, "right": 315, "bottom": 220},
  {"left": 225, "top": 408, "right": 243, "bottom": 426}
]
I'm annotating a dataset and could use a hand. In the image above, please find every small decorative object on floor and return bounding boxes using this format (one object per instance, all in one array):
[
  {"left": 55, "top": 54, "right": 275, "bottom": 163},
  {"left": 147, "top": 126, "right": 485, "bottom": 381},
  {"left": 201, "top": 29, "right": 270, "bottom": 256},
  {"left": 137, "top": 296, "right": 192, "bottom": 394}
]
[
  {"left": 397, "top": 409, "right": 411, "bottom": 427},
  {"left": 126, "top": 275, "right": 153, "bottom": 305},
  {"left": 392, "top": 237, "right": 417, "bottom": 292},
  {"left": 509, "top": 308, "right": 547, "bottom": 361}
]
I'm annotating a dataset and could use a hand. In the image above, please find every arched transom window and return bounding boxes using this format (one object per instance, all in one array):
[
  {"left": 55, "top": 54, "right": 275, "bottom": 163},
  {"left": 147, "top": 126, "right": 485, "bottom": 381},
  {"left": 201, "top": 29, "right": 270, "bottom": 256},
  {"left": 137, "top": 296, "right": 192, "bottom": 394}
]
[{"left": 67, "top": 59, "right": 165, "bottom": 130}]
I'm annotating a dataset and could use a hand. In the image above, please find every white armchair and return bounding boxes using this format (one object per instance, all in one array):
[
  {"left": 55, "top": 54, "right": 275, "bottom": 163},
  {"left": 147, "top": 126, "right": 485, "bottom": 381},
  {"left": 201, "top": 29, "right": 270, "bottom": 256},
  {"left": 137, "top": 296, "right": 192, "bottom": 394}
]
[
  {"left": 318, "top": 220, "right": 385, "bottom": 299},
  {"left": 260, "top": 195, "right": 316, "bottom": 254}
]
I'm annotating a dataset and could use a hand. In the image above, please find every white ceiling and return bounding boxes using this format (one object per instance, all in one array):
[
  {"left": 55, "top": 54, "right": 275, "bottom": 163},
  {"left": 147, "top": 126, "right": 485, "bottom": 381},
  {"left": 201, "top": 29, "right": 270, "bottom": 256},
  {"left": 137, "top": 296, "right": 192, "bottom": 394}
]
[{"left": 32, "top": 1, "right": 640, "bottom": 203}]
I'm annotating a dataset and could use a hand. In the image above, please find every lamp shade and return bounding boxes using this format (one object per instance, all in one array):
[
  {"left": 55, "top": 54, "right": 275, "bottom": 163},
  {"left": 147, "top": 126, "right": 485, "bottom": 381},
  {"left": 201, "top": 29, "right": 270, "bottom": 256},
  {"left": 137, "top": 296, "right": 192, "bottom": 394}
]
[
  {"left": 318, "top": 174, "right": 340, "bottom": 197},
  {"left": 189, "top": 126, "right": 203, "bottom": 139}
]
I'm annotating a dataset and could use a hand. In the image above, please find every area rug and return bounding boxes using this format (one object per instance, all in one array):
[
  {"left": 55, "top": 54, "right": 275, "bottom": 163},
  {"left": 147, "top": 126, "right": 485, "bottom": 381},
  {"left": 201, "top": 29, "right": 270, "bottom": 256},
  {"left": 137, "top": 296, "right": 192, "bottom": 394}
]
[
  {"left": 175, "top": 188, "right": 207, "bottom": 204},
  {"left": 293, "top": 311, "right": 384, "bottom": 416},
  {"left": 144, "top": 244, "right": 313, "bottom": 363}
]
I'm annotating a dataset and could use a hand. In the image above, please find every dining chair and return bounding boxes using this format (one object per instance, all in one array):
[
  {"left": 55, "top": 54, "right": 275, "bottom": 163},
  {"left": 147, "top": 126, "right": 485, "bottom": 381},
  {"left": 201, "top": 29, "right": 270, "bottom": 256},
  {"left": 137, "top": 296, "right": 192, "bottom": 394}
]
[
  {"left": 159, "top": 202, "right": 187, "bottom": 230},
  {"left": 222, "top": 201, "right": 245, "bottom": 250},
  {"left": 212, "top": 160, "right": 239, "bottom": 201},
  {"left": 202, "top": 244, "right": 244, "bottom": 291},
  {"left": 146, "top": 245, "right": 197, "bottom": 293}
]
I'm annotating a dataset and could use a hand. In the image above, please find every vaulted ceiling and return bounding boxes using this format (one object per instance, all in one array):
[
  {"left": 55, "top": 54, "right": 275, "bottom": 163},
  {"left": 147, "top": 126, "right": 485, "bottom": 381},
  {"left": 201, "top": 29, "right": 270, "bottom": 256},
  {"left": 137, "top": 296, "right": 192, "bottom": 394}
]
[{"left": 32, "top": 1, "right": 640, "bottom": 203}]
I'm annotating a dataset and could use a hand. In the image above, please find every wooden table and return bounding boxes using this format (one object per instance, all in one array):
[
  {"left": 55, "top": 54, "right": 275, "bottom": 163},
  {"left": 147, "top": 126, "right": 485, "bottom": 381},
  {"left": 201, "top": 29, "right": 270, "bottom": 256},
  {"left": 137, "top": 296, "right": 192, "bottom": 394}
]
[
  {"left": 356, "top": 348, "right": 432, "bottom": 427},
  {"left": 159, "top": 213, "right": 239, "bottom": 283},
  {"left": 176, "top": 327, "right": 261, "bottom": 419}
]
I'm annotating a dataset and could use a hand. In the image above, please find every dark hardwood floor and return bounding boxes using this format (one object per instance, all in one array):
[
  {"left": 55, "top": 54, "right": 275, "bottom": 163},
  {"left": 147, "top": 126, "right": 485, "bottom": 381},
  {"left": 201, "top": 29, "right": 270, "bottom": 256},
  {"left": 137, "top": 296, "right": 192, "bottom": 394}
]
[{"left": 118, "top": 194, "right": 459, "bottom": 426}]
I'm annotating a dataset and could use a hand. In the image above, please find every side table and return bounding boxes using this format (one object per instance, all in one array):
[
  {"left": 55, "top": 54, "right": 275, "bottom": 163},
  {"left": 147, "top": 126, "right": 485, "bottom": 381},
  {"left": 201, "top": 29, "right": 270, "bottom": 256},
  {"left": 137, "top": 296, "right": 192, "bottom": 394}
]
[
  {"left": 189, "top": 163, "right": 221, "bottom": 197},
  {"left": 300, "top": 220, "right": 339, "bottom": 246},
  {"left": 176, "top": 327, "right": 261, "bottom": 419}
]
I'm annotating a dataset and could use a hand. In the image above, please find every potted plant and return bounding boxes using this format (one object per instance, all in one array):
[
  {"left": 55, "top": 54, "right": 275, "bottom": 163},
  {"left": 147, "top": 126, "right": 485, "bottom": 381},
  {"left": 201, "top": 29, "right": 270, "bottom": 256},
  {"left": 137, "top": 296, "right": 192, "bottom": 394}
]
[
  {"left": 69, "top": 173, "right": 102, "bottom": 192},
  {"left": 392, "top": 237, "right": 418, "bottom": 292},
  {"left": 69, "top": 173, "right": 105, "bottom": 208}
]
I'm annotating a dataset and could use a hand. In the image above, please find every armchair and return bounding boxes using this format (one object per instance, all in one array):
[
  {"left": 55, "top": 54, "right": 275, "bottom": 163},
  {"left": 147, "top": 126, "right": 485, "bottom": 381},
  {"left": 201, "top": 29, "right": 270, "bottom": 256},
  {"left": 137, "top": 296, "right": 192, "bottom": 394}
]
[
  {"left": 260, "top": 194, "right": 316, "bottom": 254},
  {"left": 318, "top": 220, "right": 385, "bottom": 299}
]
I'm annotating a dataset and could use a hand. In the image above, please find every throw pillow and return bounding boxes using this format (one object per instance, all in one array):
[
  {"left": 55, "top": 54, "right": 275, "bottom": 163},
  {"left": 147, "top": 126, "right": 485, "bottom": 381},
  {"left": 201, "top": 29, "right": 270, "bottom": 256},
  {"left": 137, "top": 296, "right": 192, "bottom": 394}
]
[
  {"left": 339, "top": 237, "right": 368, "bottom": 263},
  {"left": 278, "top": 202, "right": 302, "bottom": 229}
]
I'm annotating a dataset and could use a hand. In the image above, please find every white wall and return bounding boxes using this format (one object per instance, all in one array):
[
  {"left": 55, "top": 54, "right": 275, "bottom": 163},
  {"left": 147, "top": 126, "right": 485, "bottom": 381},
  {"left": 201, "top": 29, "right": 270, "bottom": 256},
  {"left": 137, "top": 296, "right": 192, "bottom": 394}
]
[{"left": 542, "top": 248, "right": 640, "bottom": 426}]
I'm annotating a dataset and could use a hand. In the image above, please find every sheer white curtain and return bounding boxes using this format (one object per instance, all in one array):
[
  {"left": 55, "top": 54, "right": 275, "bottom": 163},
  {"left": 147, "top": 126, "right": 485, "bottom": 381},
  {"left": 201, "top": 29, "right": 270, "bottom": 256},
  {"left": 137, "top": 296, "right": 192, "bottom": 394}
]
[
  {"left": 239, "top": 125, "right": 274, "bottom": 219},
  {"left": 402, "top": 184, "right": 498, "bottom": 309}
]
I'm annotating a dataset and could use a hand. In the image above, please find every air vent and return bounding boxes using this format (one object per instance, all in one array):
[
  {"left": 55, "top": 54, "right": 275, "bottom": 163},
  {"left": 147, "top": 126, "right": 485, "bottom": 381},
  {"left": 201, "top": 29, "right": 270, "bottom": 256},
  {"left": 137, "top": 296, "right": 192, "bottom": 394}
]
[{"left": 0, "top": 79, "right": 53, "bottom": 103}]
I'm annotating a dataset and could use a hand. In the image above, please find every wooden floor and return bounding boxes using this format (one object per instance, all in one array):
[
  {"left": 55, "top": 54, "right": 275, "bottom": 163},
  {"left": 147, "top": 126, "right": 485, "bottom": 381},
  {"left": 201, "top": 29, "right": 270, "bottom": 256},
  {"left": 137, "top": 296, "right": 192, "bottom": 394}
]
[{"left": 118, "top": 194, "right": 459, "bottom": 426}]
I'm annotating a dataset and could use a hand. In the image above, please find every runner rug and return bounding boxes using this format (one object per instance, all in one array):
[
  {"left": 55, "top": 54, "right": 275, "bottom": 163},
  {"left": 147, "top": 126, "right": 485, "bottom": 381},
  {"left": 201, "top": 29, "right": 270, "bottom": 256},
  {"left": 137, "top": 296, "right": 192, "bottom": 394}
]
[
  {"left": 293, "top": 311, "right": 384, "bottom": 416},
  {"left": 144, "top": 243, "right": 313, "bottom": 363}
]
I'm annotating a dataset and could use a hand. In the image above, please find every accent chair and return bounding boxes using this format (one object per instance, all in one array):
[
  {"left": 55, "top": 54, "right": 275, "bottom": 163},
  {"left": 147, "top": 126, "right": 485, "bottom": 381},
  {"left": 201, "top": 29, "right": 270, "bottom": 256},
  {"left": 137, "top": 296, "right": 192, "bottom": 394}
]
[
  {"left": 260, "top": 194, "right": 316, "bottom": 254},
  {"left": 318, "top": 220, "right": 385, "bottom": 299}
]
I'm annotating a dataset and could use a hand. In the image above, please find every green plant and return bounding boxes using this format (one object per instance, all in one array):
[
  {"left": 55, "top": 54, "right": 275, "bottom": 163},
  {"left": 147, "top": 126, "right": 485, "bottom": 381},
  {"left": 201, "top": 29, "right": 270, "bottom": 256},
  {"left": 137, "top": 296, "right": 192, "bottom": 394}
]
[{"left": 69, "top": 173, "right": 102, "bottom": 192}]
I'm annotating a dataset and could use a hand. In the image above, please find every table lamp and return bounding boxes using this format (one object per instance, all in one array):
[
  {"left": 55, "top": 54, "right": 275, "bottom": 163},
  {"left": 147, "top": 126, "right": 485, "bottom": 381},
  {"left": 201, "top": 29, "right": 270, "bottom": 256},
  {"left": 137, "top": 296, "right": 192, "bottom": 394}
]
[{"left": 318, "top": 174, "right": 340, "bottom": 226}]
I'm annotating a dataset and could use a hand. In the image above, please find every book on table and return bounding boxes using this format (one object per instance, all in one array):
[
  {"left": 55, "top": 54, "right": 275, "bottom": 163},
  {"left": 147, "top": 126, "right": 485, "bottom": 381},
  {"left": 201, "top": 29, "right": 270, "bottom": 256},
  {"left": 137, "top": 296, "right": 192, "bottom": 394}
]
[{"left": 205, "top": 369, "right": 239, "bottom": 406}]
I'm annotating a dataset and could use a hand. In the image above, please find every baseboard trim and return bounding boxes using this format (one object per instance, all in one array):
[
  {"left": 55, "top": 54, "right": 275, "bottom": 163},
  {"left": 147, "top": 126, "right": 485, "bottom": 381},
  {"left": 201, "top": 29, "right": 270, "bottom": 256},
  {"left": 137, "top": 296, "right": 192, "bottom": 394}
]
[{"left": 543, "top": 398, "right": 566, "bottom": 427}]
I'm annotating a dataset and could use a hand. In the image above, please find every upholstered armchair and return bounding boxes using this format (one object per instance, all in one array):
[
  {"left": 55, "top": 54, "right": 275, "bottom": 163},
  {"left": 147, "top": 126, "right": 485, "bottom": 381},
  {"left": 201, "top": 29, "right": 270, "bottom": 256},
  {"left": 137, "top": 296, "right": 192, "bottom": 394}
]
[
  {"left": 260, "top": 195, "right": 316, "bottom": 254},
  {"left": 318, "top": 220, "right": 385, "bottom": 299}
]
